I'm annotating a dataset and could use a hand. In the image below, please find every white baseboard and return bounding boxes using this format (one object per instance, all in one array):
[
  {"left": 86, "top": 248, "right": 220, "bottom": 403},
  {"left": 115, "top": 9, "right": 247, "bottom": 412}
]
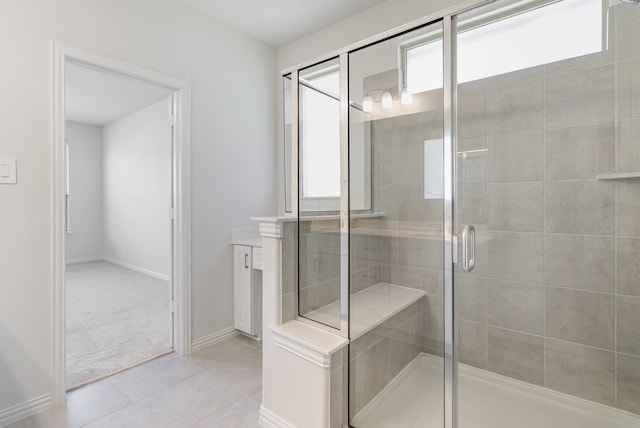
[
  {"left": 259, "top": 405, "right": 296, "bottom": 428},
  {"left": 0, "top": 394, "right": 52, "bottom": 427},
  {"left": 191, "top": 327, "right": 238, "bottom": 352},
  {"left": 101, "top": 257, "right": 169, "bottom": 281},
  {"left": 65, "top": 256, "right": 102, "bottom": 264},
  {"left": 64, "top": 256, "right": 169, "bottom": 281}
]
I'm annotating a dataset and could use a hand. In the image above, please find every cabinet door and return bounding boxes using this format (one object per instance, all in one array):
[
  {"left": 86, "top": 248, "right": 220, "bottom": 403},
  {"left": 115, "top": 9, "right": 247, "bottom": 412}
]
[{"left": 233, "top": 245, "right": 253, "bottom": 334}]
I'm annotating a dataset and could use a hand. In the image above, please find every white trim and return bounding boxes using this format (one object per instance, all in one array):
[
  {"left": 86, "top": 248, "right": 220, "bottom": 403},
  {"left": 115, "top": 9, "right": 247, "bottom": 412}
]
[
  {"left": 271, "top": 322, "right": 347, "bottom": 369},
  {"left": 52, "top": 41, "right": 192, "bottom": 405},
  {"left": 257, "top": 221, "right": 285, "bottom": 239},
  {"left": 64, "top": 256, "right": 103, "bottom": 264},
  {"left": 64, "top": 257, "right": 169, "bottom": 280},
  {"left": 102, "top": 257, "right": 170, "bottom": 281},
  {"left": 274, "top": 333, "right": 331, "bottom": 368},
  {"left": 191, "top": 327, "right": 239, "bottom": 352},
  {"left": 259, "top": 405, "right": 297, "bottom": 428},
  {"left": 0, "top": 394, "right": 52, "bottom": 427}
]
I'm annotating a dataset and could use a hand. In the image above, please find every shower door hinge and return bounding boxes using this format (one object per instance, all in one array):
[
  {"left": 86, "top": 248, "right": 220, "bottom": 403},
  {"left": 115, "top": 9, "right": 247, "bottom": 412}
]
[
  {"left": 452, "top": 235, "right": 459, "bottom": 264},
  {"left": 169, "top": 114, "right": 175, "bottom": 128},
  {"left": 170, "top": 300, "right": 176, "bottom": 313},
  {"left": 169, "top": 207, "right": 175, "bottom": 220}
]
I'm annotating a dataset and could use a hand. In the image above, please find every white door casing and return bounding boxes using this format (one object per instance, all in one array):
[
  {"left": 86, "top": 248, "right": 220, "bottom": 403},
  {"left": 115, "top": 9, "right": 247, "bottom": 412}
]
[{"left": 52, "top": 41, "right": 192, "bottom": 404}]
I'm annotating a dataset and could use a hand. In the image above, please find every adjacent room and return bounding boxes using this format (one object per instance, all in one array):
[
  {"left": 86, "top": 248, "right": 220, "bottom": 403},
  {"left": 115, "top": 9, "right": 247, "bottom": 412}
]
[{"left": 64, "top": 62, "right": 174, "bottom": 389}]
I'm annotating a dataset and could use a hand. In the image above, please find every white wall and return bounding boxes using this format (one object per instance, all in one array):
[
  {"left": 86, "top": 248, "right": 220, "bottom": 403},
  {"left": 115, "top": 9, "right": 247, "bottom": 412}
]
[
  {"left": 64, "top": 122, "right": 103, "bottom": 262},
  {"left": 275, "top": 0, "right": 471, "bottom": 213},
  {"left": 102, "top": 98, "right": 171, "bottom": 278},
  {"left": 0, "top": 0, "right": 276, "bottom": 417}
]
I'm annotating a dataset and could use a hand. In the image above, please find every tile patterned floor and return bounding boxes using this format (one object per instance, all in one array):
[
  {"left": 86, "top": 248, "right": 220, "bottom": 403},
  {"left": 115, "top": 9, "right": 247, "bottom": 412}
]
[{"left": 10, "top": 335, "right": 262, "bottom": 428}]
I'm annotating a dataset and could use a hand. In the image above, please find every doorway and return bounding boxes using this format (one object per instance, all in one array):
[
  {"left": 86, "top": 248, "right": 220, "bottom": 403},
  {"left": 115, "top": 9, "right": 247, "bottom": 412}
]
[
  {"left": 52, "top": 43, "right": 192, "bottom": 403},
  {"left": 64, "top": 66, "right": 173, "bottom": 388}
]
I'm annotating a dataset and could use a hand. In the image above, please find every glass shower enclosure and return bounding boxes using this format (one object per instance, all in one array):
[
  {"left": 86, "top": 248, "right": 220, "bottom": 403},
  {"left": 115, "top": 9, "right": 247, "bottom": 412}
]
[{"left": 284, "top": 0, "right": 640, "bottom": 426}]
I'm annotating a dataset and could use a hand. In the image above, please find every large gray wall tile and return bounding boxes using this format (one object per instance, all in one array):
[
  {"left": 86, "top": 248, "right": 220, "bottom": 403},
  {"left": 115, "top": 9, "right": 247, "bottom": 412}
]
[
  {"left": 544, "top": 65, "right": 614, "bottom": 128},
  {"left": 458, "top": 150, "right": 486, "bottom": 185},
  {"left": 545, "top": 339, "right": 615, "bottom": 406},
  {"left": 617, "top": 295, "right": 640, "bottom": 356},
  {"left": 545, "top": 180, "right": 614, "bottom": 235},
  {"left": 546, "top": 287, "right": 614, "bottom": 349},
  {"left": 545, "top": 123, "right": 614, "bottom": 180},
  {"left": 458, "top": 80, "right": 486, "bottom": 139},
  {"left": 617, "top": 238, "right": 640, "bottom": 297},
  {"left": 617, "top": 353, "right": 640, "bottom": 415},
  {"left": 487, "top": 280, "right": 544, "bottom": 335},
  {"left": 616, "top": 180, "right": 640, "bottom": 236},
  {"left": 543, "top": 235, "right": 615, "bottom": 293},
  {"left": 488, "top": 183, "right": 544, "bottom": 232},
  {"left": 457, "top": 183, "right": 489, "bottom": 228},
  {"left": 459, "top": 320, "right": 486, "bottom": 369},
  {"left": 615, "top": 4, "right": 640, "bottom": 61},
  {"left": 486, "top": 79, "right": 544, "bottom": 135},
  {"left": 616, "top": 59, "right": 640, "bottom": 121},
  {"left": 545, "top": 50, "right": 614, "bottom": 78},
  {"left": 457, "top": 275, "right": 487, "bottom": 323},
  {"left": 616, "top": 119, "right": 640, "bottom": 173},
  {"left": 388, "top": 265, "right": 442, "bottom": 314},
  {"left": 487, "top": 131, "right": 543, "bottom": 183},
  {"left": 487, "top": 327, "right": 544, "bottom": 385},
  {"left": 376, "top": 143, "right": 423, "bottom": 188},
  {"left": 483, "top": 232, "right": 544, "bottom": 284}
]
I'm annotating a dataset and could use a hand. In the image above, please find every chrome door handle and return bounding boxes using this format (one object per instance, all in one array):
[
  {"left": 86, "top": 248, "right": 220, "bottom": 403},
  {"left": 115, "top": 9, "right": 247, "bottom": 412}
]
[
  {"left": 462, "top": 225, "right": 475, "bottom": 273},
  {"left": 244, "top": 253, "right": 249, "bottom": 269}
]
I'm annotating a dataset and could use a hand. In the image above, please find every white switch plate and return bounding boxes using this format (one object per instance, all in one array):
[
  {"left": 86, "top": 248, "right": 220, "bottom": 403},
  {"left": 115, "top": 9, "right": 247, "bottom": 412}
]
[{"left": 0, "top": 158, "right": 17, "bottom": 184}]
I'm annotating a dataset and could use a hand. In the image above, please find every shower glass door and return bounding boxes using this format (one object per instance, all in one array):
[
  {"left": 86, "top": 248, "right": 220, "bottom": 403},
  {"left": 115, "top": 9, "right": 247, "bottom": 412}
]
[
  {"left": 347, "top": 20, "right": 446, "bottom": 427},
  {"left": 454, "top": 0, "right": 640, "bottom": 426}
]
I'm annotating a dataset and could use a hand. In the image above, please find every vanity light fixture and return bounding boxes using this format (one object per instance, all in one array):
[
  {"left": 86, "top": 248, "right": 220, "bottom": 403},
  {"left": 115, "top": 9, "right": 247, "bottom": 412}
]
[
  {"left": 381, "top": 91, "right": 393, "bottom": 108},
  {"left": 401, "top": 88, "right": 413, "bottom": 105},
  {"left": 362, "top": 96, "right": 373, "bottom": 113}
]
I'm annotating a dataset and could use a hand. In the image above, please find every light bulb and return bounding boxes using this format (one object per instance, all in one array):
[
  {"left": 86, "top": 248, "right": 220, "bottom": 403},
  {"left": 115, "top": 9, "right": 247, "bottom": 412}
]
[
  {"left": 401, "top": 89, "right": 413, "bottom": 105},
  {"left": 381, "top": 92, "right": 392, "bottom": 109},
  {"left": 362, "top": 96, "right": 373, "bottom": 113}
]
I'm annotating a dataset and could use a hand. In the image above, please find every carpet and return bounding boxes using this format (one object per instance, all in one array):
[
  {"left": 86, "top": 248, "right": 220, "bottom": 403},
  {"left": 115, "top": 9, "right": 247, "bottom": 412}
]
[{"left": 65, "top": 260, "right": 172, "bottom": 389}]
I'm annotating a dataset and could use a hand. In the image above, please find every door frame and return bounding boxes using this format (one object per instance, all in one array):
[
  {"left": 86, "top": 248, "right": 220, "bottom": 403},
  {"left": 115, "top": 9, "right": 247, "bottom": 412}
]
[{"left": 51, "top": 41, "right": 192, "bottom": 404}]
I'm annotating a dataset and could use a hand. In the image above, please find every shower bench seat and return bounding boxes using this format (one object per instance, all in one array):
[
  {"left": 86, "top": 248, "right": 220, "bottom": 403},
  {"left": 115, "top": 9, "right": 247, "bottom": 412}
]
[{"left": 305, "top": 282, "right": 426, "bottom": 340}]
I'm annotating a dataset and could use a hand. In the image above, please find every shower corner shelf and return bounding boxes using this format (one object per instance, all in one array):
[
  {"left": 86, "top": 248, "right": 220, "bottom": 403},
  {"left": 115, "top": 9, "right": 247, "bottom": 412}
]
[{"left": 596, "top": 172, "right": 640, "bottom": 180}]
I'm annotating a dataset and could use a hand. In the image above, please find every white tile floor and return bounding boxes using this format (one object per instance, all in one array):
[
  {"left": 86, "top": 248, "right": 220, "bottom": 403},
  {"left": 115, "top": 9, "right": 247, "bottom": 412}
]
[{"left": 10, "top": 335, "right": 262, "bottom": 428}]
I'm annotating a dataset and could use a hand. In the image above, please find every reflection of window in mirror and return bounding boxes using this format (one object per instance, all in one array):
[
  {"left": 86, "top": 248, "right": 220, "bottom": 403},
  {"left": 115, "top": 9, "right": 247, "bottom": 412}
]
[
  {"left": 298, "top": 60, "right": 341, "bottom": 212},
  {"left": 402, "top": 0, "right": 604, "bottom": 93}
]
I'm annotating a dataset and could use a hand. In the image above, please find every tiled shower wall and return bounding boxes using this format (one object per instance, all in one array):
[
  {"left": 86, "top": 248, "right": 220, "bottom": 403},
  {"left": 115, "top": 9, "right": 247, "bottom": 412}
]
[{"left": 454, "top": 4, "right": 640, "bottom": 414}]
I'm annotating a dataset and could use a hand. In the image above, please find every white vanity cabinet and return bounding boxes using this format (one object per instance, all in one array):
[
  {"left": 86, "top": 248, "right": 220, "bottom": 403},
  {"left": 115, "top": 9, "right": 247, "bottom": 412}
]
[{"left": 232, "top": 240, "right": 262, "bottom": 337}]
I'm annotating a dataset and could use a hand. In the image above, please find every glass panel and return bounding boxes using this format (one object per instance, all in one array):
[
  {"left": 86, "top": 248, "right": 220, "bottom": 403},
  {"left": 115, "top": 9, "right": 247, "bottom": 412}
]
[
  {"left": 297, "top": 58, "right": 342, "bottom": 329},
  {"left": 455, "top": 0, "right": 640, "bottom": 426},
  {"left": 348, "top": 21, "right": 445, "bottom": 427}
]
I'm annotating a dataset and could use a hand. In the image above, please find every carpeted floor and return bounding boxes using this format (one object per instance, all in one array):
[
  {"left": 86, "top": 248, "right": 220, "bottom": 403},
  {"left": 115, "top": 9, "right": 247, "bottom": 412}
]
[{"left": 65, "top": 260, "right": 172, "bottom": 389}]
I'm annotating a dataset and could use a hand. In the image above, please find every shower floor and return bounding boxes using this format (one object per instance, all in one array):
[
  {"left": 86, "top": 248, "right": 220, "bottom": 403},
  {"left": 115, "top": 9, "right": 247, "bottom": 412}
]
[{"left": 352, "top": 353, "right": 640, "bottom": 428}]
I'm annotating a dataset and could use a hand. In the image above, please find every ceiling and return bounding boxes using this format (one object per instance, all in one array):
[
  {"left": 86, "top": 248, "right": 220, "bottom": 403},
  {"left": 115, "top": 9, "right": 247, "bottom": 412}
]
[
  {"left": 181, "top": 0, "right": 388, "bottom": 47},
  {"left": 65, "top": 62, "right": 173, "bottom": 126}
]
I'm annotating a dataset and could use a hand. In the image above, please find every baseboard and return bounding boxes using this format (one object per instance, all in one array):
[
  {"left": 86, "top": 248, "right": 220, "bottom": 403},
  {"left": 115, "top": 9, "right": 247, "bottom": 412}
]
[
  {"left": 102, "top": 257, "right": 169, "bottom": 281},
  {"left": 65, "top": 256, "right": 102, "bottom": 264},
  {"left": 191, "top": 327, "right": 238, "bottom": 352},
  {"left": 0, "top": 393, "right": 52, "bottom": 427},
  {"left": 259, "top": 405, "right": 296, "bottom": 428}
]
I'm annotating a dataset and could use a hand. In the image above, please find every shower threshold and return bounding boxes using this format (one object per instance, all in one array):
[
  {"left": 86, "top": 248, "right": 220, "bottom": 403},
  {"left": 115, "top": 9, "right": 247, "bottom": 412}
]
[{"left": 352, "top": 353, "right": 640, "bottom": 428}]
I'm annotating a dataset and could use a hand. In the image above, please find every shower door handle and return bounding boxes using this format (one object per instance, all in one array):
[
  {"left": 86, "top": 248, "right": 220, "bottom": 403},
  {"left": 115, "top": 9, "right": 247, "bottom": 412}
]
[{"left": 462, "top": 225, "right": 475, "bottom": 273}]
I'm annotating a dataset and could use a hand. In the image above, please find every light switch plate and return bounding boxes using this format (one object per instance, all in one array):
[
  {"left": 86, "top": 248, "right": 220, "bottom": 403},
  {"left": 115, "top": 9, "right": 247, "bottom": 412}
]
[{"left": 0, "top": 158, "right": 17, "bottom": 184}]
